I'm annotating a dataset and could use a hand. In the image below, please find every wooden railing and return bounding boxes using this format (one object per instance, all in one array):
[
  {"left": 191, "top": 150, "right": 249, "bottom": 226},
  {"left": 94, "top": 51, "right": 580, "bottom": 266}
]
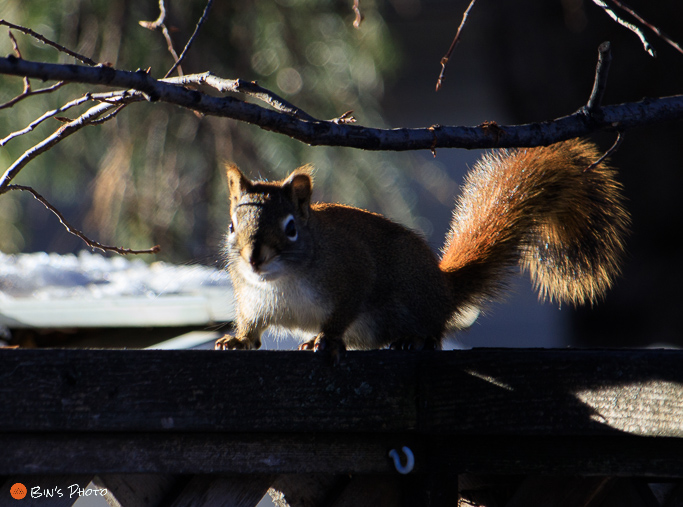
[{"left": 1, "top": 348, "right": 682, "bottom": 506}]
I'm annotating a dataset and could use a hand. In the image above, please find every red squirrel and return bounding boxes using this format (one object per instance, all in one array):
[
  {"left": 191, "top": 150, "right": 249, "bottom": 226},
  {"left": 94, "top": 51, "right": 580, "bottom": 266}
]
[{"left": 215, "top": 139, "right": 629, "bottom": 355}]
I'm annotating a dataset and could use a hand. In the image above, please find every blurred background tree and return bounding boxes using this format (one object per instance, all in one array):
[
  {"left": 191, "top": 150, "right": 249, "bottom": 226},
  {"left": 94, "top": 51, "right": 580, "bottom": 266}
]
[
  {"left": 2, "top": 0, "right": 683, "bottom": 349},
  {"left": 0, "top": 0, "right": 422, "bottom": 262}
]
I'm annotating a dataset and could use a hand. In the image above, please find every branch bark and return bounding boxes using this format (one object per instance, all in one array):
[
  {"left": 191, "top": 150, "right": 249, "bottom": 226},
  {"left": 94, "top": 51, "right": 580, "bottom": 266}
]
[{"left": 1, "top": 55, "right": 683, "bottom": 156}]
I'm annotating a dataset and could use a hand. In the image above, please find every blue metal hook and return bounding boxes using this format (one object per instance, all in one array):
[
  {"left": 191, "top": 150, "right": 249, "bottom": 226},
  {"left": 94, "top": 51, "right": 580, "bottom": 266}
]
[{"left": 388, "top": 446, "right": 415, "bottom": 474}]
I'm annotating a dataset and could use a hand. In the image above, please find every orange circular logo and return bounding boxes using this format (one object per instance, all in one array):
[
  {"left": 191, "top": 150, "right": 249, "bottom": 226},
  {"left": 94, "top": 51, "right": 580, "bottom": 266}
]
[{"left": 10, "top": 483, "right": 26, "bottom": 500}]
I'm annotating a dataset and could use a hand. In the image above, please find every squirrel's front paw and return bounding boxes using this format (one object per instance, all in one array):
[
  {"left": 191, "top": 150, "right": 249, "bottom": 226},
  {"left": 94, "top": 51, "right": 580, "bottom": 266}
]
[{"left": 214, "top": 335, "right": 258, "bottom": 350}]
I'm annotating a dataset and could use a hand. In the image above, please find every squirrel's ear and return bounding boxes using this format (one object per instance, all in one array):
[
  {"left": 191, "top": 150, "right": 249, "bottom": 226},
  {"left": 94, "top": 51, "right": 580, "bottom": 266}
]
[
  {"left": 283, "top": 167, "right": 312, "bottom": 220},
  {"left": 226, "top": 164, "right": 251, "bottom": 203}
]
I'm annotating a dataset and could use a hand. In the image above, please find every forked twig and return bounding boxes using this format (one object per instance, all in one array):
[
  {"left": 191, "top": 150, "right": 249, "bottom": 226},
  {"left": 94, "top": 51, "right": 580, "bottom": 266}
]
[
  {"left": 591, "top": 0, "right": 656, "bottom": 57},
  {"left": 7, "top": 184, "right": 160, "bottom": 255},
  {"left": 609, "top": 0, "right": 683, "bottom": 56},
  {"left": 140, "top": 0, "right": 183, "bottom": 76},
  {"left": 0, "top": 101, "right": 121, "bottom": 191},
  {"left": 436, "top": 0, "right": 478, "bottom": 91}
]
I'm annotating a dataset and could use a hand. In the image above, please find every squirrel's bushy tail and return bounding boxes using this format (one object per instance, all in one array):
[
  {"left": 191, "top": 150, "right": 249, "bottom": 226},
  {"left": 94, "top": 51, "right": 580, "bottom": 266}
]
[{"left": 440, "top": 139, "right": 629, "bottom": 322}]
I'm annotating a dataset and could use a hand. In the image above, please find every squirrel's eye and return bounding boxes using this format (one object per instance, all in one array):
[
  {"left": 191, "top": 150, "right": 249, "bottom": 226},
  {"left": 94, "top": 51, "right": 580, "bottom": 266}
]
[
  {"left": 282, "top": 214, "right": 298, "bottom": 241},
  {"left": 228, "top": 221, "right": 235, "bottom": 234}
]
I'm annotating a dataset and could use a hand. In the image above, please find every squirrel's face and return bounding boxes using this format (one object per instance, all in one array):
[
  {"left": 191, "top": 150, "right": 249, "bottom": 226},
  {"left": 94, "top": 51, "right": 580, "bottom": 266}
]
[{"left": 225, "top": 165, "right": 313, "bottom": 283}]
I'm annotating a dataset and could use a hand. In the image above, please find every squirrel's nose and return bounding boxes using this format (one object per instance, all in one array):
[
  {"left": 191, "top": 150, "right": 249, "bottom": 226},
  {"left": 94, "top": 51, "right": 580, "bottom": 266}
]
[{"left": 242, "top": 244, "right": 275, "bottom": 272}]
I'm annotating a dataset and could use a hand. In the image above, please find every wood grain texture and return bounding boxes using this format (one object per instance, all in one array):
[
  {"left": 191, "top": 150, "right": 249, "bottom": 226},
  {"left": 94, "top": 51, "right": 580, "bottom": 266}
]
[
  {"left": 3, "top": 348, "right": 683, "bottom": 478},
  {"left": 2, "top": 348, "right": 683, "bottom": 436},
  {"left": 0, "top": 433, "right": 419, "bottom": 475},
  {"left": 0, "top": 349, "right": 416, "bottom": 433}
]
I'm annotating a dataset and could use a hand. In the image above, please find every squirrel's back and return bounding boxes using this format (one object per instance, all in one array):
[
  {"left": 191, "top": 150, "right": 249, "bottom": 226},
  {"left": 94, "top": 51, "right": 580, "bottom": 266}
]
[{"left": 441, "top": 138, "right": 629, "bottom": 319}]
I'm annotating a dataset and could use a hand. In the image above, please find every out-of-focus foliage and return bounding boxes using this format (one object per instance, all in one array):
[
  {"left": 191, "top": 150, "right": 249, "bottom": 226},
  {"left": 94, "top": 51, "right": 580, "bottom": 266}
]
[{"left": 0, "top": 0, "right": 420, "bottom": 262}]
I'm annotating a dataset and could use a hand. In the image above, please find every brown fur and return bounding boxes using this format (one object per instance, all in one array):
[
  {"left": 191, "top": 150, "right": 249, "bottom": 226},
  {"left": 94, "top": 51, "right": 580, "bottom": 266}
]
[
  {"left": 216, "top": 139, "right": 629, "bottom": 353},
  {"left": 441, "top": 139, "right": 629, "bottom": 311}
]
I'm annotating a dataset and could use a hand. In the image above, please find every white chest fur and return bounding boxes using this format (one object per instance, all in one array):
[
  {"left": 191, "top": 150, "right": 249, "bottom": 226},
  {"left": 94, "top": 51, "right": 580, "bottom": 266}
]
[{"left": 235, "top": 270, "right": 331, "bottom": 334}]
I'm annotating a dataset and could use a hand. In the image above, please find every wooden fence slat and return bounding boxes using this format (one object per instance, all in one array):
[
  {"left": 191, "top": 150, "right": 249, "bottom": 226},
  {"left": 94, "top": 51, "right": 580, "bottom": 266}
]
[
  {"left": 95, "top": 474, "right": 186, "bottom": 507},
  {"left": 167, "top": 475, "right": 275, "bottom": 507},
  {"left": 0, "top": 349, "right": 417, "bottom": 433},
  {"left": 503, "top": 477, "right": 612, "bottom": 507},
  {"left": 420, "top": 348, "right": 683, "bottom": 437},
  {"left": 0, "top": 433, "right": 416, "bottom": 475},
  {"left": 3, "top": 349, "right": 683, "bottom": 436},
  {"left": 5, "top": 432, "right": 683, "bottom": 477}
]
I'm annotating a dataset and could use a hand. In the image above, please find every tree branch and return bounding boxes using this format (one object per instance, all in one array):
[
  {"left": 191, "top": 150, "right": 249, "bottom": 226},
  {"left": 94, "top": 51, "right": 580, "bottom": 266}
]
[
  {"left": 1, "top": 55, "right": 683, "bottom": 157},
  {"left": 7, "top": 184, "right": 160, "bottom": 255},
  {"left": 591, "top": 0, "right": 656, "bottom": 57}
]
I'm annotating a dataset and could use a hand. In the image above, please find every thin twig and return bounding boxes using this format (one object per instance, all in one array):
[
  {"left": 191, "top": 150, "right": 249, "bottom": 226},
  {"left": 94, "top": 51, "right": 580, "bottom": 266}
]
[
  {"left": 0, "top": 81, "right": 66, "bottom": 111},
  {"left": 7, "top": 184, "right": 160, "bottom": 255},
  {"left": 609, "top": 0, "right": 683, "bottom": 56},
  {"left": 436, "top": 0, "right": 478, "bottom": 91},
  {"left": 7, "top": 30, "right": 30, "bottom": 93},
  {"left": 591, "top": 0, "right": 656, "bottom": 57},
  {"left": 164, "top": 0, "right": 214, "bottom": 78},
  {"left": 585, "top": 132, "right": 624, "bottom": 172},
  {"left": 586, "top": 41, "right": 612, "bottom": 113},
  {"left": 352, "top": 0, "right": 364, "bottom": 29},
  {"left": 0, "top": 19, "right": 98, "bottom": 65},
  {"left": 140, "top": 0, "right": 183, "bottom": 76}
]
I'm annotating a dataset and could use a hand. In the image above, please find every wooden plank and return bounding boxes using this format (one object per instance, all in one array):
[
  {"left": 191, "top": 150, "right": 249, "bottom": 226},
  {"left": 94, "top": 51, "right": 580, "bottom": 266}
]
[
  {"left": 2, "top": 348, "right": 683, "bottom": 436},
  {"left": 0, "top": 433, "right": 421, "bottom": 475},
  {"left": 5, "top": 432, "right": 683, "bottom": 477},
  {"left": 597, "top": 479, "right": 660, "bottom": 507},
  {"left": 503, "top": 476, "right": 612, "bottom": 507},
  {"left": 95, "top": 474, "right": 187, "bottom": 507},
  {"left": 0, "top": 349, "right": 417, "bottom": 433},
  {"left": 268, "top": 475, "right": 352, "bottom": 507},
  {"left": 168, "top": 475, "right": 275, "bottom": 507},
  {"left": 418, "top": 348, "right": 683, "bottom": 437},
  {"left": 431, "top": 435, "right": 683, "bottom": 477}
]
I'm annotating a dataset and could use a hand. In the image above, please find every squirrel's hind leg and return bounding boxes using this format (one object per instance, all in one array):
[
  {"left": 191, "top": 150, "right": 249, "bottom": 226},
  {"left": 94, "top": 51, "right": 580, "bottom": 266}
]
[{"left": 298, "top": 332, "right": 346, "bottom": 365}]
